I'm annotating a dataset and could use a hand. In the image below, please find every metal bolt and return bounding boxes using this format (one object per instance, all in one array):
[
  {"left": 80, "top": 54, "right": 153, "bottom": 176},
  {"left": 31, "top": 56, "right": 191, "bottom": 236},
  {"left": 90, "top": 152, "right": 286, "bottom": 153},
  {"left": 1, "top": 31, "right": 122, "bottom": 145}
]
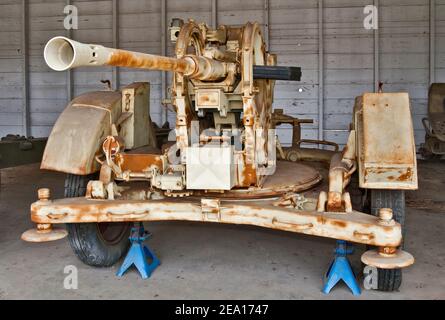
[
  {"left": 36, "top": 223, "right": 52, "bottom": 233},
  {"left": 379, "top": 208, "right": 393, "bottom": 220},
  {"left": 38, "top": 188, "right": 50, "bottom": 201},
  {"left": 378, "top": 246, "right": 397, "bottom": 257},
  {"left": 378, "top": 208, "right": 394, "bottom": 226}
]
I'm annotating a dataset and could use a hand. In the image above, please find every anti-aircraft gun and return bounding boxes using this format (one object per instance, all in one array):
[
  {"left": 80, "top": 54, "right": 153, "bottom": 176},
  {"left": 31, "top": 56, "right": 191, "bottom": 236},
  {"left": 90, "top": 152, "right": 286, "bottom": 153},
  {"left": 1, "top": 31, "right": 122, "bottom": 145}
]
[
  {"left": 23, "top": 20, "right": 417, "bottom": 292},
  {"left": 42, "top": 20, "right": 301, "bottom": 190}
]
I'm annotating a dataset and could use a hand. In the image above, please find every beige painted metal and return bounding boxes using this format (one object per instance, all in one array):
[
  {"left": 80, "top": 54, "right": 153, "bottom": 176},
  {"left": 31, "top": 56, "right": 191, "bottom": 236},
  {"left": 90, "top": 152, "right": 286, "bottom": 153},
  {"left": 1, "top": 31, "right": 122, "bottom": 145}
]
[
  {"left": 195, "top": 89, "right": 229, "bottom": 117},
  {"left": 122, "top": 161, "right": 322, "bottom": 200},
  {"left": 21, "top": 193, "right": 68, "bottom": 241},
  {"left": 40, "top": 91, "right": 122, "bottom": 175},
  {"left": 119, "top": 82, "right": 156, "bottom": 149},
  {"left": 28, "top": 196, "right": 402, "bottom": 247},
  {"left": 271, "top": 109, "right": 338, "bottom": 164},
  {"left": 354, "top": 93, "right": 418, "bottom": 190},
  {"left": 31, "top": 21, "right": 419, "bottom": 269},
  {"left": 41, "top": 84, "right": 157, "bottom": 176},
  {"left": 186, "top": 146, "right": 236, "bottom": 190},
  {"left": 21, "top": 226, "right": 68, "bottom": 242},
  {"left": 361, "top": 249, "right": 414, "bottom": 269},
  {"left": 325, "top": 152, "right": 355, "bottom": 212},
  {"left": 43, "top": 21, "right": 274, "bottom": 189},
  {"left": 283, "top": 147, "right": 335, "bottom": 163},
  {"left": 44, "top": 36, "right": 230, "bottom": 81}
]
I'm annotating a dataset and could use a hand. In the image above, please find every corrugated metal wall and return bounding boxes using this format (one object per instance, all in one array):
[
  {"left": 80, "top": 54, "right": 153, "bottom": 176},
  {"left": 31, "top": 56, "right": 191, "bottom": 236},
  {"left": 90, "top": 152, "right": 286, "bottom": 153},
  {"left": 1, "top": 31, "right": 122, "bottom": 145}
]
[{"left": 0, "top": 0, "right": 444, "bottom": 149}]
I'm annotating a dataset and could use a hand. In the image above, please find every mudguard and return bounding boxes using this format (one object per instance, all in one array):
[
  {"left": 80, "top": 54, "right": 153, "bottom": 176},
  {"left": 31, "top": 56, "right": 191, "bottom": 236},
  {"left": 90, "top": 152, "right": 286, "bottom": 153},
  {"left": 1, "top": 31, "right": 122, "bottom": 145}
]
[
  {"left": 354, "top": 93, "right": 418, "bottom": 190},
  {"left": 41, "top": 91, "right": 122, "bottom": 175}
]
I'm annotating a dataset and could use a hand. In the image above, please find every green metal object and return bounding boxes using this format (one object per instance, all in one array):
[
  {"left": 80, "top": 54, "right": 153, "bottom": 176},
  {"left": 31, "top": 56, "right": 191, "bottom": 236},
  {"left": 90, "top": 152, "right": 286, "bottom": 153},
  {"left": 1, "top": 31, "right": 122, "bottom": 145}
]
[{"left": 0, "top": 135, "right": 47, "bottom": 169}]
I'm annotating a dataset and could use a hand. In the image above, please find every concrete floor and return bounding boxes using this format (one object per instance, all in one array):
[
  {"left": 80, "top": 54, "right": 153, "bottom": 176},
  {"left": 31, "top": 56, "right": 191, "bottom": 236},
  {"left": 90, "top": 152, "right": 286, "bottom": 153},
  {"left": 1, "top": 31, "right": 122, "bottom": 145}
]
[{"left": 0, "top": 161, "right": 444, "bottom": 300}]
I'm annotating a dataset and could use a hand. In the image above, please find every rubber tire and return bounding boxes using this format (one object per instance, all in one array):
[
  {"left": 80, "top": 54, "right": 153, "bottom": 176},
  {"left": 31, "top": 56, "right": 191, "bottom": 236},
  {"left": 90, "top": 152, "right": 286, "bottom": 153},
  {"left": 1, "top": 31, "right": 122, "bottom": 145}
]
[
  {"left": 369, "top": 189, "right": 405, "bottom": 292},
  {"left": 64, "top": 174, "right": 131, "bottom": 267}
]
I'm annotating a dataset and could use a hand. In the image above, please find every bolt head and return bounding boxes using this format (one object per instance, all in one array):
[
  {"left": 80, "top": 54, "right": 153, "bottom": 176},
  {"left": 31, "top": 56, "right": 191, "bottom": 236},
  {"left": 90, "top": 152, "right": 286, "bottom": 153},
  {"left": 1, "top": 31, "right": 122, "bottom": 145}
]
[
  {"left": 379, "top": 208, "right": 393, "bottom": 221},
  {"left": 36, "top": 223, "right": 52, "bottom": 233},
  {"left": 38, "top": 188, "right": 50, "bottom": 201}
]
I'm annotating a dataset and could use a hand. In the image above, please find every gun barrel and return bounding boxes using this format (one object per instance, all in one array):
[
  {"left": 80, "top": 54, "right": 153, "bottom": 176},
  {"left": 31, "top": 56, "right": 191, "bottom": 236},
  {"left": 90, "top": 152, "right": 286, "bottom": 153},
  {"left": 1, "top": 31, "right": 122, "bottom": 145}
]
[{"left": 44, "top": 36, "right": 228, "bottom": 81}]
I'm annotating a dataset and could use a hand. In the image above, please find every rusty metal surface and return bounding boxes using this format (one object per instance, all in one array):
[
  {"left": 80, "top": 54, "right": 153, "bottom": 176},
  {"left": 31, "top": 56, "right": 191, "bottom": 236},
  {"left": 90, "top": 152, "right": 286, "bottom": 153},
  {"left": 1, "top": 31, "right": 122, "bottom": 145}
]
[
  {"left": 115, "top": 154, "right": 164, "bottom": 174},
  {"left": 42, "top": 22, "right": 312, "bottom": 191},
  {"left": 108, "top": 50, "right": 193, "bottom": 74},
  {"left": 191, "top": 160, "right": 322, "bottom": 199},
  {"left": 34, "top": 22, "right": 419, "bottom": 266},
  {"left": 355, "top": 93, "right": 418, "bottom": 190},
  {"left": 40, "top": 91, "right": 122, "bottom": 175},
  {"left": 282, "top": 147, "right": 335, "bottom": 163},
  {"left": 119, "top": 82, "right": 156, "bottom": 150},
  {"left": 29, "top": 196, "right": 401, "bottom": 247},
  {"left": 21, "top": 226, "right": 67, "bottom": 242},
  {"left": 361, "top": 249, "right": 414, "bottom": 269}
]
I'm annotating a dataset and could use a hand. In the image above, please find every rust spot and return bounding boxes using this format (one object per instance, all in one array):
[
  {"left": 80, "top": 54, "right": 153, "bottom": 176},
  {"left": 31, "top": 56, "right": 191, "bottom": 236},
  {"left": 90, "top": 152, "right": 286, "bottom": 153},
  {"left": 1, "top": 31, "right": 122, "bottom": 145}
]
[
  {"left": 115, "top": 153, "right": 163, "bottom": 173},
  {"left": 327, "top": 206, "right": 346, "bottom": 213},
  {"left": 396, "top": 168, "right": 412, "bottom": 182},
  {"left": 330, "top": 220, "right": 347, "bottom": 228},
  {"left": 109, "top": 50, "right": 190, "bottom": 74},
  {"left": 317, "top": 216, "right": 326, "bottom": 224},
  {"left": 326, "top": 192, "right": 344, "bottom": 212},
  {"left": 378, "top": 246, "right": 397, "bottom": 255},
  {"left": 199, "top": 95, "right": 210, "bottom": 103},
  {"left": 196, "top": 92, "right": 219, "bottom": 106},
  {"left": 241, "top": 162, "right": 257, "bottom": 186},
  {"left": 30, "top": 195, "right": 402, "bottom": 247}
]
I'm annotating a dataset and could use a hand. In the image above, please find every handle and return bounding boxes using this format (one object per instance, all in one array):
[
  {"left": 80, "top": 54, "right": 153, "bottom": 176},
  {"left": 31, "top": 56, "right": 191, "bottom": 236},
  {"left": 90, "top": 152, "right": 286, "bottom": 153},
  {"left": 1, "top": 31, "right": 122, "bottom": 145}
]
[
  {"left": 272, "top": 218, "right": 313, "bottom": 231},
  {"left": 297, "top": 139, "right": 339, "bottom": 152},
  {"left": 353, "top": 231, "right": 374, "bottom": 241}
]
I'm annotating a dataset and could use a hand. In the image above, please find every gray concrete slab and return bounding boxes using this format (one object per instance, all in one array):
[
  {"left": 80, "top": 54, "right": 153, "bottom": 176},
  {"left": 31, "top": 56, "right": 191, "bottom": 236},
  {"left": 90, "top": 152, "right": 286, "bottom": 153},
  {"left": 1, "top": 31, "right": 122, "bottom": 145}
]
[{"left": 0, "top": 161, "right": 444, "bottom": 299}]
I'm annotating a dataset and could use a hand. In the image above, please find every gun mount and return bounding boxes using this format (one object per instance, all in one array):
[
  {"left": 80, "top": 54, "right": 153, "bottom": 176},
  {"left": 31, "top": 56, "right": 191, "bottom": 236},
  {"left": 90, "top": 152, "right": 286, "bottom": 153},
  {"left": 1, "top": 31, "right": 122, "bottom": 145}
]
[
  {"left": 43, "top": 20, "right": 302, "bottom": 188},
  {"left": 23, "top": 20, "right": 417, "bottom": 291}
]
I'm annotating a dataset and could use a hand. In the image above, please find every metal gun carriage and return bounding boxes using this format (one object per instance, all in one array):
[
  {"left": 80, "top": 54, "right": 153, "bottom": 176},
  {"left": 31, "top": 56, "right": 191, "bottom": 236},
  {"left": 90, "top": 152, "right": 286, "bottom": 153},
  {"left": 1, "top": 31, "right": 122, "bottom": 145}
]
[{"left": 22, "top": 20, "right": 417, "bottom": 292}]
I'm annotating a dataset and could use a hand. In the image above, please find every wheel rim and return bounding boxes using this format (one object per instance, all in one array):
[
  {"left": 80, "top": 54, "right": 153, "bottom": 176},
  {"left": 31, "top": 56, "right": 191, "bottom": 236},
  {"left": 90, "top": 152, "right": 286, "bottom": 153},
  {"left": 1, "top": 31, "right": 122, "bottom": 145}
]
[{"left": 97, "top": 223, "right": 130, "bottom": 245}]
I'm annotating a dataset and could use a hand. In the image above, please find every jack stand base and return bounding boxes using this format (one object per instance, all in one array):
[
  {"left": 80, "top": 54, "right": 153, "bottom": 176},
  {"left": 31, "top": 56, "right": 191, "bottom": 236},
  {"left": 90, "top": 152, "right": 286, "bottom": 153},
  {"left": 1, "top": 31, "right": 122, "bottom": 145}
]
[
  {"left": 322, "top": 240, "right": 361, "bottom": 296},
  {"left": 361, "top": 249, "right": 414, "bottom": 269},
  {"left": 21, "top": 226, "right": 67, "bottom": 242},
  {"left": 116, "top": 223, "right": 160, "bottom": 279}
]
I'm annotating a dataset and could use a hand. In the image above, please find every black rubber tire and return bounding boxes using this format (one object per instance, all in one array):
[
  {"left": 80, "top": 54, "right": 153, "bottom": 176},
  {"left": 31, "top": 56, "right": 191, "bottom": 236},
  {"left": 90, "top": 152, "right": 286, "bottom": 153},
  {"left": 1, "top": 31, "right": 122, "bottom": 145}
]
[
  {"left": 64, "top": 174, "right": 131, "bottom": 267},
  {"left": 369, "top": 189, "right": 405, "bottom": 292}
]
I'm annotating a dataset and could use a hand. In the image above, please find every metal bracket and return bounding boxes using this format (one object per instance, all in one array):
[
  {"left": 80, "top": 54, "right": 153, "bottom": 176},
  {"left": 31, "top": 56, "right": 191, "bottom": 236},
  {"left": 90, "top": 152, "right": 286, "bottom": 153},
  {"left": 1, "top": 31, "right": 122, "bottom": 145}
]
[{"left": 201, "top": 198, "right": 221, "bottom": 221}]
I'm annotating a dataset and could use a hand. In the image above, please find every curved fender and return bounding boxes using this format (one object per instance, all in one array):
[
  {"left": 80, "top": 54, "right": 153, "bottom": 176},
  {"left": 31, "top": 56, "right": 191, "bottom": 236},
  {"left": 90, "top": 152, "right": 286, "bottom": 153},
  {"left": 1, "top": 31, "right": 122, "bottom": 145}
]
[{"left": 41, "top": 91, "right": 122, "bottom": 175}]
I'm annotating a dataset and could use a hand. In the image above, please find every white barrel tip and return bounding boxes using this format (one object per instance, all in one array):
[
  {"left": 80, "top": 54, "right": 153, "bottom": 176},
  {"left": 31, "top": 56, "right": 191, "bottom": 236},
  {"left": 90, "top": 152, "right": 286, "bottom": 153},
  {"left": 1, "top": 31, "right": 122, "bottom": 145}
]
[{"left": 44, "top": 36, "right": 75, "bottom": 71}]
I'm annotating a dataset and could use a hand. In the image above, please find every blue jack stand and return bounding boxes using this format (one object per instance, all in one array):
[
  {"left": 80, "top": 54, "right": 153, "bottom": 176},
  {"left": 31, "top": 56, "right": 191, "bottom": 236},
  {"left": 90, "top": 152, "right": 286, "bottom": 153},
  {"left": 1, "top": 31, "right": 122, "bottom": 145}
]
[
  {"left": 116, "top": 222, "right": 160, "bottom": 279},
  {"left": 322, "top": 240, "right": 361, "bottom": 296}
]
